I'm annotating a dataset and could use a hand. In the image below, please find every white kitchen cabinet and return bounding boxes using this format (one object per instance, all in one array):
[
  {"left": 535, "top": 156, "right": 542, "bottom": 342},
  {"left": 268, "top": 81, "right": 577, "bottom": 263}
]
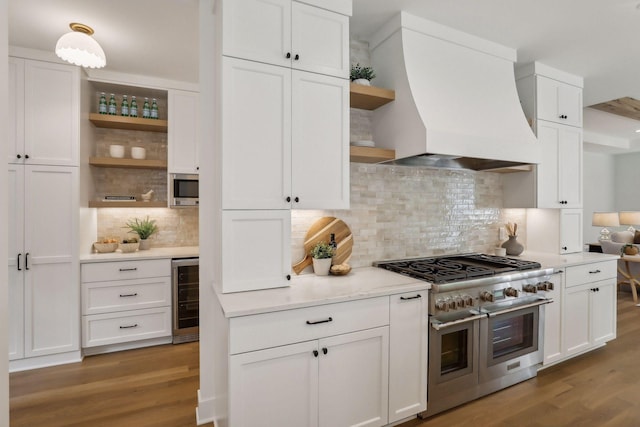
[
  {"left": 536, "top": 121, "right": 582, "bottom": 209},
  {"left": 560, "top": 209, "right": 583, "bottom": 254},
  {"left": 81, "top": 259, "right": 172, "bottom": 353},
  {"left": 8, "top": 165, "right": 79, "bottom": 365},
  {"left": 388, "top": 291, "right": 427, "bottom": 423},
  {"left": 8, "top": 58, "right": 79, "bottom": 166},
  {"left": 221, "top": 210, "right": 292, "bottom": 293},
  {"left": 536, "top": 75, "right": 583, "bottom": 128},
  {"left": 222, "top": 0, "right": 350, "bottom": 79},
  {"left": 542, "top": 272, "right": 564, "bottom": 366},
  {"left": 222, "top": 57, "right": 349, "bottom": 210},
  {"left": 168, "top": 89, "right": 200, "bottom": 174},
  {"left": 229, "top": 297, "right": 390, "bottom": 427},
  {"left": 525, "top": 208, "right": 583, "bottom": 255}
]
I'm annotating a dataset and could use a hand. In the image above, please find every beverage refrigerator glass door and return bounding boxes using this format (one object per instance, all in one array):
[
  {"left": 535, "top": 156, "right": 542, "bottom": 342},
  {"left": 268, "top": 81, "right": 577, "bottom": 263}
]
[{"left": 170, "top": 173, "right": 199, "bottom": 207}]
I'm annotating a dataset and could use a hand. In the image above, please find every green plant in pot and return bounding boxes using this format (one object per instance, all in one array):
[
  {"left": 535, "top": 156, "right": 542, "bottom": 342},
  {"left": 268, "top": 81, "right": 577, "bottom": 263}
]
[
  {"left": 310, "top": 241, "right": 335, "bottom": 276},
  {"left": 350, "top": 63, "right": 376, "bottom": 86},
  {"left": 125, "top": 216, "right": 158, "bottom": 250}
]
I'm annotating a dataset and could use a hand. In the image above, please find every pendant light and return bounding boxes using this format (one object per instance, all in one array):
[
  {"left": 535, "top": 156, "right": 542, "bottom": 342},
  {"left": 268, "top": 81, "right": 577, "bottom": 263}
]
[{"left": 55, "top": 23, "right": 106, "bottom": 69}]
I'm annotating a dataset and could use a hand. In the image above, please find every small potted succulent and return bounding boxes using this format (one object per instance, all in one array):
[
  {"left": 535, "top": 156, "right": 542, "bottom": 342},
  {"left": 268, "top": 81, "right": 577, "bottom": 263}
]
[
  {"left": 310, "top": 241, "right": 335, "bottom": 276},
  {"left": 124, "top": 216, "right": 158, "bottom": 250},
  {"left": 350, "top": 63, "right": 376, "bottom": 86}
]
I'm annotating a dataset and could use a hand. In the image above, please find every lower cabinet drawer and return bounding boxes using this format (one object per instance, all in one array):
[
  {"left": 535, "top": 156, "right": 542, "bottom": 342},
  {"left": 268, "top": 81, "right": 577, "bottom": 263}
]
[
  {"left": 82, "top": 277, "right": 171, "bottom": 315},
  {"left": 565, "top": 261, "right": 617, "bottom": 287},
  {"left": 82, "top": 307, "right": 171, "bottom": 348},
  {"left": 81, "top": 259, "right": 171, "bottom": 283},
  {"left": 229, "top": 296, "right": 390, "bottom": 354}
]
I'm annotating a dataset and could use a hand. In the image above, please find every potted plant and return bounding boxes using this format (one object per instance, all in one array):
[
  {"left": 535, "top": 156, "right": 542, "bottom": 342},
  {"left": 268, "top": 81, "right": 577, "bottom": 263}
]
[
  {"left": 124, "top": 216, "right": 158, "bottom": 250},
  {"left": 621, "top": 244, "right": 639, "bottom": 256},
  {"left": 310, "top": 241, "right": 335, "bottom": 276},
  {"left": 350, "top": 63, "right": 376, "bottom": 86}
]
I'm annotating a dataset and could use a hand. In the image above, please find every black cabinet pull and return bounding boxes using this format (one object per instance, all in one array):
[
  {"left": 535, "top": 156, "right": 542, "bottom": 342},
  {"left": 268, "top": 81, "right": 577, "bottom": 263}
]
[
  {"left": 306, "top": 317, "right": 332, "bottom": 325},
  {"left": 119, "top": 324, "right": 138, "bottom": 329},
  {"left": 294, "top": 196, "right": 299, "bottom": 203},
  {"left": 16, "top": 154, "right": 21, "bottom": 159},
  {"left": 25, "top": 154, "right": 29, "bottom": 159},
  {"left": 17, "top": 253, "right": 21, "bottom": 271},
  {"left": 286, "top": 52, "right": 291, "bottom": 59},
  {"left": 400, "top": 294, "right": 421, "bottom": 300},
  {"left": 294, "top": 54, "right": 300, "bottom": 60},
  {"left": 589, "top": 270, "right": 601, "bottom": 274},
  {"left": 562, "top": 246, "right": 568, "bottom": 251},
  {"left": 286, "top": 274, "right": 291, "bottom": 280},
  {"left": 119, "top": 267, "right": 137, "bottom": 272},
  {"left": 119, "top": 293, "right": 138, "bottom": 298},
  {"left": 286, "top": 196, "right": 291, "bottom": 202},
  {"left": 322, "top": 347, "right": 328, "bottom": 355},
  {"left": 25, "top": 253, "right": 29, "bottom": 270},
  {"left": 313, "top": 350, "right": 319, "bottom": 357}
]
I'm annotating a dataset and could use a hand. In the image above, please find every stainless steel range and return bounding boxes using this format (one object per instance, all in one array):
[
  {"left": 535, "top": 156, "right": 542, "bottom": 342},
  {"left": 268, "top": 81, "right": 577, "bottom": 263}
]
[{"left": 374, "top": 253, "right": 559, "bottom": 417}]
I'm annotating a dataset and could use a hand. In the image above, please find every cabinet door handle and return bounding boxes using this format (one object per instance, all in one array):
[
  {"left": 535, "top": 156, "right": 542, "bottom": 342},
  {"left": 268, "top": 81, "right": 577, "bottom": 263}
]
[
  {"left": 119, "top": 267, "right": 138, "bottom": 272},
  {"left": 286, "top": 275, "right": 291, "bottom": 280},
  {"left": 119, "top": 293, "right": 138, "bottom": 298},
  {"left": 313, "top": 350, "right": 319, "bottom": 357},
  {"left": 306, "top": 317, "right": 332, "bottom": 325},
  {"left": 119, "top": 324, "right": 139, "bottom": 329},
  {"left": 589, "top": 270, "right": 601, "bottom": 274},
  {"left": 286, "top": 196, "right": 291, "bottom": 202},
  {"left": 24, "top": 154, "right": 29, "bottom": 159},
  {"left": 400, "top": 294, "right": 421, "bottom": 300},
  {"left": 17, "top": 253, "right": 21, "bottom": 271},
  {"left": 322, "top": 347, "right": 328, "bottom": 355},
  {"left": 294, "top": 54, "right": 300, "bottom": 60},
  {"left": 294, "top": 196, "right": 299, "bottom": 203},
  {"left": 25, "top": 253, "right": 29, "bottom": 270},
  {"left": 16, "top": 154, "right": 21, "bottom": 159},
  {"left": 562, "top": 246, "right": 568, "bottom": 251},
  {"left": 286, "top": 52, "right": 291, "bottom": 59}
]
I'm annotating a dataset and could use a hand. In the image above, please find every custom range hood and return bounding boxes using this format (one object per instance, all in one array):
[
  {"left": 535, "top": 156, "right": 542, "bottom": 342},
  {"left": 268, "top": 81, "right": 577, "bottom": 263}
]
[{"left": 369, "top": 13, "right": 540, "bottom": 171}]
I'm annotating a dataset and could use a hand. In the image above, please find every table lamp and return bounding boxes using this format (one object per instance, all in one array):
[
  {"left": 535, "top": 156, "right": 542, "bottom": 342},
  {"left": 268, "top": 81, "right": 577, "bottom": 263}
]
[
  {"left": 592, "top": 212, "right": 620, "bottom": 241},
  {"left": 619, "top": 211, "right": 640, "bottom": 233}
]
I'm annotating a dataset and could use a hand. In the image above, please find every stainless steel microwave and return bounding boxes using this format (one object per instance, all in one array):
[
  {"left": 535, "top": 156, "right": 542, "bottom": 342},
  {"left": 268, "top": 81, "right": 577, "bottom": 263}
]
[{"left": 170, "top": 174, "right": 199, "bottom": 207}]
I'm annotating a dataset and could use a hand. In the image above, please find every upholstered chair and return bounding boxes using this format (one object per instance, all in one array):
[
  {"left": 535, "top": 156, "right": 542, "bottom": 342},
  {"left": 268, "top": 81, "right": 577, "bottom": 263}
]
[{"left": 600, "top": 231, "right": 640, "bottom": 303}]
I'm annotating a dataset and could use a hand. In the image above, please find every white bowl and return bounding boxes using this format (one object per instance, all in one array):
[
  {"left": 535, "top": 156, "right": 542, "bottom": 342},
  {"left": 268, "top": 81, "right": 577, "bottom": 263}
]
[
  {"left": 131, "top": 146, "right": 146, "bottom": 160},
  {"left": 119, "top": 242, "right": 140, "bottom": 253},
  {"left": 109, "top": 144, "right": 125, "bottom": 158}
]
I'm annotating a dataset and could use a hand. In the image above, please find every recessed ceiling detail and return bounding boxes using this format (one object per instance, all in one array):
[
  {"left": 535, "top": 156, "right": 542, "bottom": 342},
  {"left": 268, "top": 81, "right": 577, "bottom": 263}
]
[{"left": 590, "top": 97, "right": 640, "bottom": 122}]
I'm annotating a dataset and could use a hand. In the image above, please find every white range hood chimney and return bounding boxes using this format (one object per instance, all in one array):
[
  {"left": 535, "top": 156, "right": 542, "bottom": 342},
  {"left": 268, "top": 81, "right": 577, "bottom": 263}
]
[{"left": 369, "top": 13, "right": 540, "bottom": 170}]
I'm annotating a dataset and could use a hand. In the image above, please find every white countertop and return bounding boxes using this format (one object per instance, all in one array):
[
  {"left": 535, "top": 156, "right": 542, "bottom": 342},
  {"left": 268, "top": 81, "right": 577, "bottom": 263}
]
[
  {"left": 520, "top": 251, "right": 619, "bottom": 270},
  {"left": 216, "top": 267, "right": 429, "bottom": 318},
  {"left": 80, "top": 246, "right": 199, "bottom": 263}
]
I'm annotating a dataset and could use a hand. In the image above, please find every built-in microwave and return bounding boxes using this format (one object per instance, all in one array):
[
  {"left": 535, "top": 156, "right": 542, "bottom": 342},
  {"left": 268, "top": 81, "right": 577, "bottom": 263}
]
[{"left": 170, "top": 173, "right": 199, "bottom": 207}]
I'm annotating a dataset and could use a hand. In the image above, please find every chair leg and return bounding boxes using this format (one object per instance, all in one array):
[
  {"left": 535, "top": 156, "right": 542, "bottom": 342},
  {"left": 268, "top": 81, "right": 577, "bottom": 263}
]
[{"left": 632, "top": 279, "right": 640, "bottom": 304}]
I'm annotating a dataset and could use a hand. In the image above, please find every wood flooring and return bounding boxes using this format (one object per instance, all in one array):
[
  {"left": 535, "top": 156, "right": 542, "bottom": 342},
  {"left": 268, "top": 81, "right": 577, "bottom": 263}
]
[{"left": 9, "top": 290, "right": 640, "bottom": 427}]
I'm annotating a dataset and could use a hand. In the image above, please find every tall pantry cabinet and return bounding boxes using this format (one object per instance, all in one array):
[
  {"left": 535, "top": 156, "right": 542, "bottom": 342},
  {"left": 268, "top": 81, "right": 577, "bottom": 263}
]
[
  {"left": 503, "top": 62, "right": 584, "bottom": 254},
  {"left": 7, "top": 57, "right": 80, "bottom": 370},
  {"left": 218, "top": 0, "right": 351, "bottom": 293}
]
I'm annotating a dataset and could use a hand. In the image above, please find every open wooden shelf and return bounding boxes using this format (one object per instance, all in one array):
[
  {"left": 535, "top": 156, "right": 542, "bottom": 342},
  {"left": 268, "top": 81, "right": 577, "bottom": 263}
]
[
  {"left": 350, "top": 146, "right": 395, "bottom": 164},
  {"left": 89, "top": 113, "right": 168, "bottom": 133},
  {"left": 350, "top": 84, "right": 395, "bottom": 110},
  {"left": 89, "top": 157, "right": 167, "bottom": 170},
  {"left": 89, "top": 201, "right": 167, "bottom": 208}
]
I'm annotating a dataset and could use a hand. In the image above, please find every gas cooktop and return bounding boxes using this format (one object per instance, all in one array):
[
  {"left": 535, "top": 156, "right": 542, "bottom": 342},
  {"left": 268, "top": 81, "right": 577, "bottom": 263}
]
[{"left": 373, "top": 253, "right": 542, "bottom": 284}]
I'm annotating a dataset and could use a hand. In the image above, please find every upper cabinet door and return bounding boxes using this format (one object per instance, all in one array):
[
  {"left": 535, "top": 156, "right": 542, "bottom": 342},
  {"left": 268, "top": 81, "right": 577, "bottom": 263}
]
[
  {"left": 8, "top": 57, "right": 24, "bottom": 165},
  {"left": 168, "top": 90, "right": 200, "bottom": 174},
  {"left": 24, "top": 60, "right": 79, "bottom": 166},
  {"left": 291, "top": 2, "right": 349, "bottom": 78},
  {"left": 222, "top": 0, "right": 292, "bottom": 68},
  {"left": 536, "top": 76, "right": 582, "bottom": 128}
]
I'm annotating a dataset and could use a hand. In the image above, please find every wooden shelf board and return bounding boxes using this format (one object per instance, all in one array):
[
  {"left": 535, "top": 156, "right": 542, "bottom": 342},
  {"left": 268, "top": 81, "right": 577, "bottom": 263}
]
[
  {"left": 350, "top": 146, "right": 395, "bottom": 164},
  {"left": 89, "top": 157, "right": 167, "bottom": 170},
  {"left": 89, "top": 113, "right": 168, "bottom": 133},
  {"left": 89, "top": 201, "right": 167, "bottom": 208},
  {"left": 350, "top": 83, "right": 395, "bottom": 110}
]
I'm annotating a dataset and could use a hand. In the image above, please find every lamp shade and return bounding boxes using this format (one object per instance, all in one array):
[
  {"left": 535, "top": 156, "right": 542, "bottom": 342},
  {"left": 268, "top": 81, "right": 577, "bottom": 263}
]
[
  {"left": 619, "top": 211, "right": 640, "bottom": 226},
  {"left": 592, "top": 212, "right": 620, "bottom": 227},
  {"left": 55, "top": 23, "right": 106, "bottom": 69}
]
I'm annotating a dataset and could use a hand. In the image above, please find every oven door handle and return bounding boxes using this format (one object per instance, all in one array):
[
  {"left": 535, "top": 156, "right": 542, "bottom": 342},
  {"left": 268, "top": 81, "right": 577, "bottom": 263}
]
[
  {"left": 430, "top": 313, "right": 485, "bottom": 331},
  {"left": 485, "top": 298, "right": 553, "bottom": 318}
]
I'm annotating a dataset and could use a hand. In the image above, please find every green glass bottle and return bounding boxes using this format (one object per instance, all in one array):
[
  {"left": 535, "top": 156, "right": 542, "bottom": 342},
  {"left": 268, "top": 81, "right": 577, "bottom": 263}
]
[
  {"left": 108, "top": 93, "right": 117, "bottom": 115},
  {"left": 130, "top": 96, "right": 138, "bottom": 118},
  {"left": 98, "top": 92, "right": 107, "bottom": 114},
  {"left": 151, "top": 98, "right": 158, "bottom": 119},
  {"left": 121, "top": 95, "right": 129, "bottom": 117},
  {"left": 142, "top": 97, "right": 151, "bottom": 119}
]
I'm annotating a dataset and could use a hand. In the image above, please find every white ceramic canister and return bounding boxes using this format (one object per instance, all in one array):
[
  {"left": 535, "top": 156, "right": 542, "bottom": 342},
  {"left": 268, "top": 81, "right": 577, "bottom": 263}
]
[
  {"left": 131, "top": 146, "right": 146, "bottom": 159},
  {"left": 109, "top": 144, "right": 125, "bottom": 158}
]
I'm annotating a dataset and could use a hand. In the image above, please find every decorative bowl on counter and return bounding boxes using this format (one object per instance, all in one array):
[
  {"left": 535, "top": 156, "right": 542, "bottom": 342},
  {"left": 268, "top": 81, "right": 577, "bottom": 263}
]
[
  {"left": 119, "top": 242, "right": 140, "bottom": 253},
  {"left": 93, "top": 242, "right": 118, "bottom": 253}
]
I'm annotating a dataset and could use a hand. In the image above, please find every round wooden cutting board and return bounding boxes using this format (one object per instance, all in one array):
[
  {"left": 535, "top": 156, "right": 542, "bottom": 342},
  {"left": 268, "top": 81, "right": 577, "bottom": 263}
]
[{"left": 292, "top": 217, "right": 353, "bottom": 274}]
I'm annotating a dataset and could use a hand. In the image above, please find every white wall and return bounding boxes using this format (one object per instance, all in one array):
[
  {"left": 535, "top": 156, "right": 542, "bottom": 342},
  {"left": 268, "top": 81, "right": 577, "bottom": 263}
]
[
  {"left": 583, "top": 151, "right": 616, "bottom": 243},
  {"left": 614, "top": 152, "right": 640, "bottom": 211},
  {"left": 1, "top": 0, "right": 10, "bottom": 424}
]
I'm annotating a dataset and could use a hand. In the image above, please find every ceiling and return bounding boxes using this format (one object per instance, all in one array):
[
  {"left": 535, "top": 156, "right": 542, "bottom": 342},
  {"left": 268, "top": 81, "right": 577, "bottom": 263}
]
[{"left": 8, "top": 0, "right": 640, "bottom": 153}]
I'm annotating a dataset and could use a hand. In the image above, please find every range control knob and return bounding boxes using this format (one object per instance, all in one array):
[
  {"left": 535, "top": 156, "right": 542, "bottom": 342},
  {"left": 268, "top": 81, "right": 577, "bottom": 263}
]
[
  {"left": 480, "top": 291, "right": 494, "bottom": 302},
  {"left": 504, "top": 287, "right": 518, "bottom": 297},
  {"left": 463, "top": 295, "right": 474, "bottom": 307},
  {"left": 453, "top": 296, "right": 465, "bottom": 308},
  {"left": 537, "top": 281, "right": 554, "bottom": 291},
  {"left": 435, "top": 299, "right": 449, "bottom": 312},
  {"left": 522, "top": 284, "right": 538, "bottom": 293},
  {"left": 447, "top": 299, "right": 458, "bottom": 310}
]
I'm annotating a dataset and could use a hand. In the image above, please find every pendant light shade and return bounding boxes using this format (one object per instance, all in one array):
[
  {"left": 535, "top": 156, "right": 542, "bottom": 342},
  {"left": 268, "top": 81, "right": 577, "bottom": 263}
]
[{"left": 55, "top": 23, "right": 106, "bottom": 69}]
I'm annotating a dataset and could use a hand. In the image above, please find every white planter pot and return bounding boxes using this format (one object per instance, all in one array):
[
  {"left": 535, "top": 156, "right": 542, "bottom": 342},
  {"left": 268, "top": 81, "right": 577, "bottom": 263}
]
[
  {"left": 139, "top": 239, "right": 151, "bottom": 250},
  {"left": 312, "top": 258, "right": 332, "bottom": 276},
  {"left": 353, "top": 78, "right": 371, "bottom": 86}
]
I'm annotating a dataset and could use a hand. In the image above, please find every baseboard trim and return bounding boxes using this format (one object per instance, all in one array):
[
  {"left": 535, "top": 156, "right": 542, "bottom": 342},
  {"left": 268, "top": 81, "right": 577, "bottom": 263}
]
[
  {"left": 82, "top": 336, "right": 172, "bottom": 356},
  {"left": 9, "top": 350, "right": 83, "bottom": 372},
  {"left": 197, "top": 389, "right": 228, "bottom": 426}
]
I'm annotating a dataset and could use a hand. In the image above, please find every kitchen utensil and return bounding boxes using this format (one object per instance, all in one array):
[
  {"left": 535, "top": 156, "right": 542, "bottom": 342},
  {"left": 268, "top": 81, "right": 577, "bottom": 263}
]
[
  {"left": 109, "top": 144, "right": 125, "bottom": 158},
  {"left": 292, "top": 217, "right": 353, "bottom": 274}
]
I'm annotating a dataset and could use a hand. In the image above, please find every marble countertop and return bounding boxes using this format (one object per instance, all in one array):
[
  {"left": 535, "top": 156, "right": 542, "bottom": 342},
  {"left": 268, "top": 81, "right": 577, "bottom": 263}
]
[
  {"left": 216, "top": 267, "right": 429, "bottom": 318},
  {"left": 80, "top": 246, "right": 199, "bottom": 263},
  {"left": 520, "top": 251, "right": 619, "bottom": 270}
]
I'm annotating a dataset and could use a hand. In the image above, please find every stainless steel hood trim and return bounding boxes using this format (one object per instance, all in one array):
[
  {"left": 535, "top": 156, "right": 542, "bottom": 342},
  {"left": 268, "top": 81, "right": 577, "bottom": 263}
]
[{"left": 381, "top": 153, "right": 534, "bottom": 171}]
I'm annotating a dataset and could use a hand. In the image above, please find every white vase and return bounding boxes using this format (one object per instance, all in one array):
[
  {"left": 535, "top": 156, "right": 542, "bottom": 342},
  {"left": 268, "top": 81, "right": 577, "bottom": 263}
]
[
  {"left": 139, "top": 239, "right": 151, "bottom": 250},
  {"left": 353, "top": 78, "right": 371, "bottom": 86},
  {"left": 312, "top": 258, "right": 332, "bottom": 276}
]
